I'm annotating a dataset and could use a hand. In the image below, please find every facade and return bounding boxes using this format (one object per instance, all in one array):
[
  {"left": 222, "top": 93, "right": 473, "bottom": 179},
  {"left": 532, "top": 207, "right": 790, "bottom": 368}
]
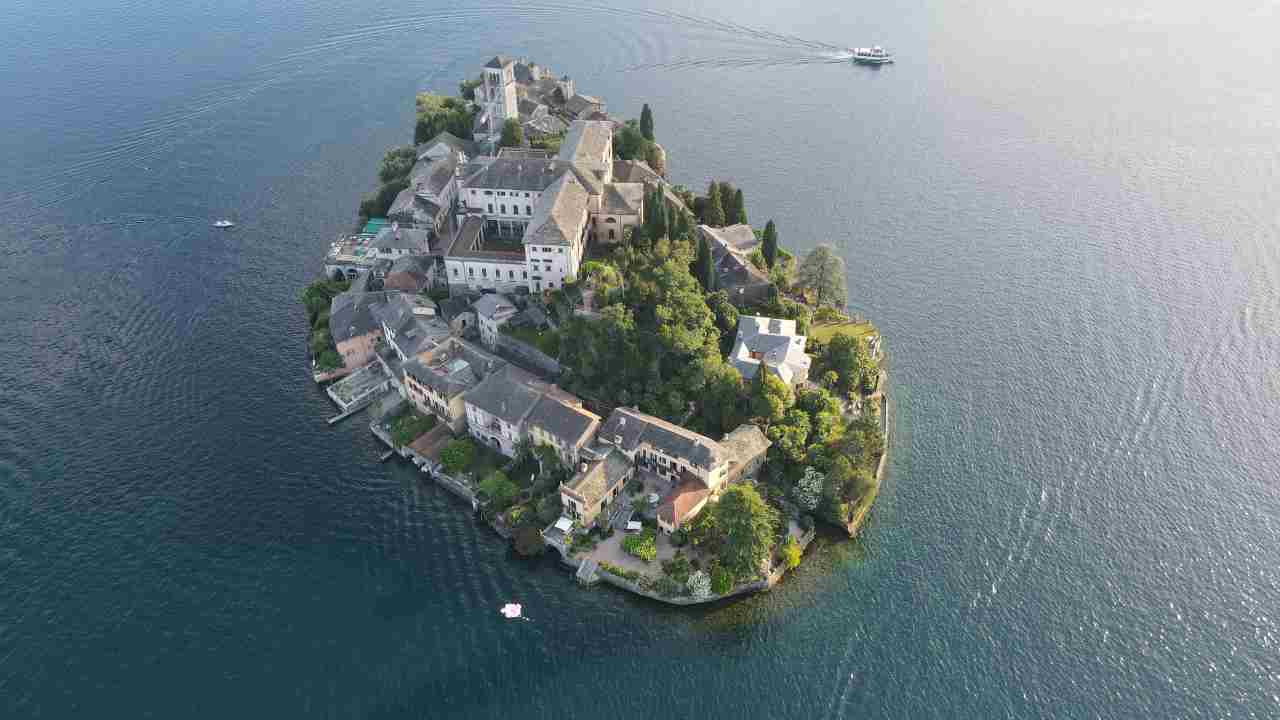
[
  {"left": 471, "top": 293, "right": 517, "bottom": 349},
  {"left": 525, "top": 395, "right": 601, "bottom": 468},
  {"left": 720, "top": 424, "right": 771, "bottom": 484},
  {"left": 730, "top": 316, "right": 812, "bottom": 387},
  {"left": 401, "top": 337, "right": 502, "bottom": 432},
  {"left": 475, "top": 55, "right": 518, "bottom": 145},
  {"left": 463, "top": 367, "right": 599, "bottom": 461},
  {"left": 597, "top": 407, "right": 731, "bottom": 494},
  {"left": 328, "top": 291, "right": 387, "bottom": 370},
  {"left": 559, "top": 447, "right": 631, "bottom": 528}
]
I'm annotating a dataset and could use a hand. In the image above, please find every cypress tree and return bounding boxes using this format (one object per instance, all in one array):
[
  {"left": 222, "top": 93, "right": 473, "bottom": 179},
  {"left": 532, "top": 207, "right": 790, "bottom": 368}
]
[
  {"left": 696, "top": 235, "right": 716, "bottom": 291},
  {"left": 653, "top": 191, "right": 668, "bottom": 240},
  {"left": 762, "top": 220, "right": 778, "bottom": 269},
  {"left": 704, "top": 183, "right": 725, "bottom": 227},
  {"left": 733, "top": 188, "right": 747, "bottom": 225},
  {"left": 640, "top": 104, "right": 655, "bottom": 141},
  {"left": 719, "top": 181, "right": 736, "bottom": 223}
]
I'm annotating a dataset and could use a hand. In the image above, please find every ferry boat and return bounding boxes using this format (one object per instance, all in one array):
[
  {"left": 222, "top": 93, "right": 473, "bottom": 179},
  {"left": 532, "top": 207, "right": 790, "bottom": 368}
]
[
  {"left": 850, "top": 46, "right": 894, "bottom": 65},
  {"left": 213, "top": 220, "right": 235, "bottom": 228}
]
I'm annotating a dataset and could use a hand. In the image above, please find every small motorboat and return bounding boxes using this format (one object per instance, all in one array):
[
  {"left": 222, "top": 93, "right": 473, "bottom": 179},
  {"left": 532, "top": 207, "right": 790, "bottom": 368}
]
[
  {"left": 850, "top": 46, "right": 894, "bottom": 65},
  {"left": 213, "top": 220, "right": 235, "bottom": 228}
]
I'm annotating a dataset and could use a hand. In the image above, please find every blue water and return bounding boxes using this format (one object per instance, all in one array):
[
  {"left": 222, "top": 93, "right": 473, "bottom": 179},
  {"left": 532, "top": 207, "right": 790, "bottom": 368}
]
[{"left": 2, "top": 0, "right": 1279, "bottom": 717}]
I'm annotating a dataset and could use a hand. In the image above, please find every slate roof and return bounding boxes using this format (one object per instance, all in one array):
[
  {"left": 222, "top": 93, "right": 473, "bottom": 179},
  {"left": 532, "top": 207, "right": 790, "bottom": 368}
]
[
  {"left": 523, "top": 172, "right": 589, "bottom": 247},
  {"left": 612, "top": 160, "right": 662, "bottom": 184},
  {"left": 416, "top": 131, "right": 475, "bottom": 160},
  {"left": 372, "top": 226, "right": 429, "bottom": 252},
  {"left": 329, "top": 291, "right": 389, "bottom": 343},
  {"left": 699, "top": 224, "right": 759, "bottom": 254},
  {"left": 388, "top": 188, "right": 418, "bottom": 220},
  {"left": 602, "top": 182, "right": 644, "bottom": 214},
  {"left": 459, "top": 157, "right": 564, "bottom": 193},
  {"left": 384, "top": 255, "right": 434, "bottom": 291},
  {"left": 598, "top": 407, "right": 726, "bottom": 470},
  {"left": 471, "top": 293, "right": 516, "bottom": 320},
  {"left": 564, "top": 94, "right": 602, "bottom": 118},
  {"left": 730, "top": 316, "right": 811, "bottom": 385},
  {"left": 720, "top": 424, "right": 771, "bottom": 468},
  {"left": 564, "top": 447, "right": 630, "bottom": 505},
  {"left": 410, "top": 151, "right": 458, "bottom": 199},
  {"left": 527, "top": 395, "right": 600, "bottom": 449},
  {"left": 437, "top": 295, "right": 474, "bottom": 322},
  {"left": 485, "top": 55, "right": 514, "bottom": 69},
  {"left": 557, "top": 120, "right": 612, "bottom": 167},
  {"left": 464, "top": 367, "right": 542, "bottom": 425}
]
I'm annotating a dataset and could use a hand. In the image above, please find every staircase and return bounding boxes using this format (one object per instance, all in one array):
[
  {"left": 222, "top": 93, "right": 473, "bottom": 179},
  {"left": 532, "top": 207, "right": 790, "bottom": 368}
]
[{"left": 575, "top": 557, "right": 600, "bottom": 585}]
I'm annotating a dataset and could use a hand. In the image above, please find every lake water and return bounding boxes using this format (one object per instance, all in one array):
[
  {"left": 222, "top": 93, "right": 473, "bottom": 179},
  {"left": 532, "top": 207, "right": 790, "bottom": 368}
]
[{"left": 2, "top": 0, "right": 1278, "bottom": 717}]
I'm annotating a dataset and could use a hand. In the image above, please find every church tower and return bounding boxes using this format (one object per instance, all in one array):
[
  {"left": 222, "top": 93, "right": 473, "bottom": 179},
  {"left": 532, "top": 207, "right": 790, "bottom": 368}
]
[{"left": 478, "top": 55, "right": 518, "bottom": 143}]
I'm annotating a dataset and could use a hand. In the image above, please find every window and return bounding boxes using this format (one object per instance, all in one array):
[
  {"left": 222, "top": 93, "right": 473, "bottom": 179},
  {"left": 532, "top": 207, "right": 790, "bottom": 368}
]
[
  {"left": 487, "top": 204, "right": 493, "bottom": 213},
  {"left": 524, "top": 192, "right": 530, "bottom": 198},
  {"left": 499, "top": 191, "right": 506, "bottom": 197},
  {"left": 482, "top": 268, "right": 487, "bottom": 278},
  {"left": 526, "top": 205, "right": 532, "bottom": 215},
  {"left": 557, "top": 248, "right": 563, "bottom": 253},
  {"left": 452, "top": 268, "right": 458, "bottom": 277},
  {"left": 484, "top": 191, "right": 493, "bottom": 196},
  {"left": 522, "top": 271, "right": 527, "bottom": 279},
  {"left": 468, "top": 267, "right": 474, "bottom": 277},
  {"left": 605, "top": 217, "right": 616, "bottom": 223},
  {"left": 508, "top": 270, "right": 514, "bottom": 279},
  {"left": 608, "top": 229, "right": 615, "bottom": 240},
  {"left": 500, "top": 205, "right": 506, "bottom": 214}
]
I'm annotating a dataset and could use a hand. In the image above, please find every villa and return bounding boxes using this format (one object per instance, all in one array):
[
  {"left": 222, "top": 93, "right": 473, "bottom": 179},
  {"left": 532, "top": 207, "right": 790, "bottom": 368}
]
[{"left": 730, "top": 315, "right": 811, "bottom": 387}]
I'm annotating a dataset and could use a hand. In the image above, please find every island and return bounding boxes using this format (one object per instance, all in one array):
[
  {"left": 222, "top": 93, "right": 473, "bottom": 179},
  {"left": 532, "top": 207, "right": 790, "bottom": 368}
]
[{"left": 301, "top": 55, "right": 889, "bottom": 604}]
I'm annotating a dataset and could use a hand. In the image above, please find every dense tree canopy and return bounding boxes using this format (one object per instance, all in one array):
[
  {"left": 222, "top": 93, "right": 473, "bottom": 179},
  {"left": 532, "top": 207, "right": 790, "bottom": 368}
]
[
  {"left": 414, "top": 93, "right": 475, "bottom": 143},
  {"left": 712, "top": 485, "right": 778, "bottom": 579},
  {"left": 378, "top": 146, "right": 417, "bottom": 184},
  {"left": 703, "top": 182, "right": 726, "bottom": 227},
  {"left": 640, "top": 103, "right": 654, "bottom": 141}
]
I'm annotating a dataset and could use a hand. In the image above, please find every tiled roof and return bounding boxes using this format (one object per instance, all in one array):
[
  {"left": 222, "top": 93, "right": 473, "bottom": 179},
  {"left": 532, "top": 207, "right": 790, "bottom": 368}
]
[
  {"left": 658, "top": 477, "right": 711, "bottom": 525},
  {"left": 612, "top": 160, "right": 662, "bottom": 184},
  {"left": 485, "top": 55, "right": 514, "bottom": 69},
  {"left": 329, "top": 291, "right": 390, "bottom": 342},
  {"left": 471, "top": 293, "right": 516, "bottom": 319},
  {"left": 602, "top": 182, "right": 644, "bottom": 214},
  {"left": 564, "top": 447, "right": 630, "bottom": 505},
  {"left": 527, "top": 395, "right": 600, "bottom": 448},
  {"left": 523, "top": 172, "right": 589, "bottom": 247},
  {"left": 699, "top": 224, "right": 759, "bottom": 254},
  {"left": 464, "top": 367, "right": 542, "bottom": 425},
  {"left": 730, "top": 316, "right": 811, "bottom": 384},
  {"left": 372, "top": 226, "right": 429, "bottom": 252},
  {"left": 557, "top": 120, "right": 612, "bottom": 167},
  {"left": 720, "top": 424, "right": 770, "bottom": 468},
  {"left": 598, "top": 407, "right": 726, "bottom": 470}
]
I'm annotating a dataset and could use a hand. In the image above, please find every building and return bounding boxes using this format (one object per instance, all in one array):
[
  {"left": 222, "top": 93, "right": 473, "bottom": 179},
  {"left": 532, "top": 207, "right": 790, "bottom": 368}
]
[
  {"left": 698, "top": 224, "right": 772, "bottom": 306},
  {"left": 730, "top": 316, "right": 811, "bottom": 387},
  {"left": 402, "top": 337, "right": 503, "bottom": 432},
  {"left": 328, "top": 291, "right": 388, "bottom": 370},
  {"left": 463, "top": 366, "right": 599, "bottom": 461},
  {"left": 471, "top": 293, "right": 517, "bottom": 349},
  {"left": 559, "top": 446, "right": 632, "bottom": 528},
  {"left": 382, "top": 255, "right": 435, "bottom": 293},
  {"left": 719, "top": 424, "right": 771, "bottom": 484},
  {"left": 369, "top": 225, "right": 431, "bottom": 261},
  {"left": 597, "top": 407, "right": 731, "bottom": 494},
  {"left": 445, "top": 119, "right": 644, "bottom": 293},
  {"left": 475, "top": 55, "right": 519, "bottom": 146},
  {"left": 657, "top": 478, "right": 711, "bottom": 534}
]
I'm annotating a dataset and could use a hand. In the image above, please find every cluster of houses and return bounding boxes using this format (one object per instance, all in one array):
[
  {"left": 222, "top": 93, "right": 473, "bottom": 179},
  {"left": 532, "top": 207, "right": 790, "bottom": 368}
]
[{"left": 320, "top": 55, "right": 831, "bottom": 539}]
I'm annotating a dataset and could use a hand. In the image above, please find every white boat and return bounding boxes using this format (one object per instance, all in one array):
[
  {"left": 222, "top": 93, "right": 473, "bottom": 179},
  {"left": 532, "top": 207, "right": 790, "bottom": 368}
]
[
  {"left": 213, "top": 219, "right": 235, "bottom": 228},
  {"left": 850, "top": 46, "right": 894, "bottom": 65}
]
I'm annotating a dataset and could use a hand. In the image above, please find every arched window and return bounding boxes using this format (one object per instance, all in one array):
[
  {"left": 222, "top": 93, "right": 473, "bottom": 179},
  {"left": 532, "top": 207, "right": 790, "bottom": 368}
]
[
  {"left": 608, "top": 229, "right": 615, "bottom": 240},
  {"left": 605, "top": 217, "right": 617, "bottom": 223}
]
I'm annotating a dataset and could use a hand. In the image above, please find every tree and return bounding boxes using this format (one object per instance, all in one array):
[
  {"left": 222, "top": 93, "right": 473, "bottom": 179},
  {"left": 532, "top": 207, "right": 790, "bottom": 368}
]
[
  {"left": 646, "top": 142, "right": 666, "bottom": 177},
  {"left": 797, "top": 244, "right": 848, "bottom": 308},
  {"left": 458, "top": 76, "right": 481, "bottom": 100},
  {"left": 821, "top": 370, "right": 839, "bottom": 389},
  {"left": 440, "top": 439, "right": 475, "bottom": 475},
  {"left": 479, "top": 471, "right": 519, "bottom": 510},
  {"left": 705, "top": 290, "right": 739, "bottom": 339},
  {"left": 414, "top": 93, "right": 475, "bottom": 143},
  {"left": 358, "top": 177, "right": 409, "bottom": 219},
  {"left": 687, "top": 570, "right": 711, "bottom": 599},
  {"left": 703, "top": 182, "right": 725, "bottom": 227},
  {"left": 719, "top": 182, "right": 737, "bottom": 224},
  {"left": 499, "top": 118, "right": 524, "bottom": 148},
  {"left": 733, "top": 188, "right": 747, "bottom": 225},
  {"left": 713, "top": 485, "right": 778, "bottom": 579},
  {"left": 824, "top": 333, "right": 867, "bottom": 393},
  {"left": 767, "top": 408, "right": 811, "bottom": 464},
  {"left": 696, "top": 356, "right": 745, "bottom": 436},
  {"left": 762, "top": 220, "right": 779, "bottom": 269},
  {"left": 646, "top": 188, "right": 668, "bottom": 240},
  {"left": 614, "top": 120, "right": 646, "bottom": 160},
  {"left": 695, "top": 234, "right": 715, "bottom": 291},
  {"left": 514, "top": 526, "right": 545, "bottom": 556},
  {"left": 794, "top": 466, "right": 824, "bottom": 511},
  {"left": 780, "top": 535, "right": 802, "bottom": 569},
  {"left": 710, "top": 562, "right": 733, "bottom": 594},
  {"left": 640, "top": 103, "right": 655, "bottom": 141},
  {"left": 378, "top": 146, "right": 417, "bottom": 184},
  {"left": 751, "top": 369, "right": 793, "bottom": 424}
]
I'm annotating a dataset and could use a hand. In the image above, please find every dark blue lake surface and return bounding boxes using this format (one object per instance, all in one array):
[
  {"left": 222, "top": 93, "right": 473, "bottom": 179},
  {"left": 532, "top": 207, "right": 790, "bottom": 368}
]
[{"left": 2, "top": 0, "right": 1278, "bottom": 717}]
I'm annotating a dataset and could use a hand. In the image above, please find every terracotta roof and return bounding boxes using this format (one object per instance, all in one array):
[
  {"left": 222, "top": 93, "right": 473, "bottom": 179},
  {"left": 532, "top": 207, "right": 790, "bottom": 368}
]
[{"left": 658, "top": 476, "right": 711, "bottom": 526}]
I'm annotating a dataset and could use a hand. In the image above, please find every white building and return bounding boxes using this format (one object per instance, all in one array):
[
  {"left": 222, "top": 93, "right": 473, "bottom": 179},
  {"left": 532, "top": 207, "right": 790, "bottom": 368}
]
[
  {"left": 729, "top": 316, "right": 812, "bottom": 387},
  {"left": 475, "top": 55, "right": 519, "bottom": 146},
  {"left": 471, "top": 293, "right": 517, "bottom": 349}
]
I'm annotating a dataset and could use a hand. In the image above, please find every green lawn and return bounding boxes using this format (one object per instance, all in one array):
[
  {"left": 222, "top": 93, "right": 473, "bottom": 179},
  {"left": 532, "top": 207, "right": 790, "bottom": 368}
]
[
  {"left": 501, "top": 324, "right": 560, "bottom": 358},
  {"left": 808, "top": 320, "right": 878, "bottom": 343}
]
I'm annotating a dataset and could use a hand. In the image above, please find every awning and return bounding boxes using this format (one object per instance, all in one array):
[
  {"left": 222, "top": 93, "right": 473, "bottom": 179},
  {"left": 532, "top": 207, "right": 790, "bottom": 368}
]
[
  {"left": 626, "top": 520, "right": 642, "bottom": 532},
  {"left": 554, "top": 517, "right": 573, "bottom": 533}
]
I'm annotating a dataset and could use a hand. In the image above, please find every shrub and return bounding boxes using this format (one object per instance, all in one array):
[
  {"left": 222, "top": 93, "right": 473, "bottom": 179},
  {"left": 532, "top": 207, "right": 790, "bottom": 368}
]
[
  {"left": 653, "top": 575, "right": 682, "bottom": 597},
  {"left": 781, "top": 535, "right": 802, "bottom": 570},
  {"left": 600, "top": 562, "right": 642, "bottom": 582},
  {"left": 687, "top": 570, "right": 711, "bottom": 600},
  {"left": 439, "top": 439, "right": 475, "bottom": 475},
  {"left": 622, "top": 529, "right": 657, "bottom": 562},
  {"left": 661, "top": 554, "right": 692, "bottom": 584},
  {"left": 670, "top": 528, "right": 688, "bottom": 547},
  {"left": 799, "top": 513, "right": 815, "bottom": 532},
  {"left": 479, "top": 471, "right": 519, "bottom": 510},
  {"left": 390, "top": 411, "right": 436, "bottom": 447},
  {"left": 710, "top": 563, "right": 734, "bottom": 595},
  {"left": 315, "top": 349, "right": 343, "bottom": 371}
]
